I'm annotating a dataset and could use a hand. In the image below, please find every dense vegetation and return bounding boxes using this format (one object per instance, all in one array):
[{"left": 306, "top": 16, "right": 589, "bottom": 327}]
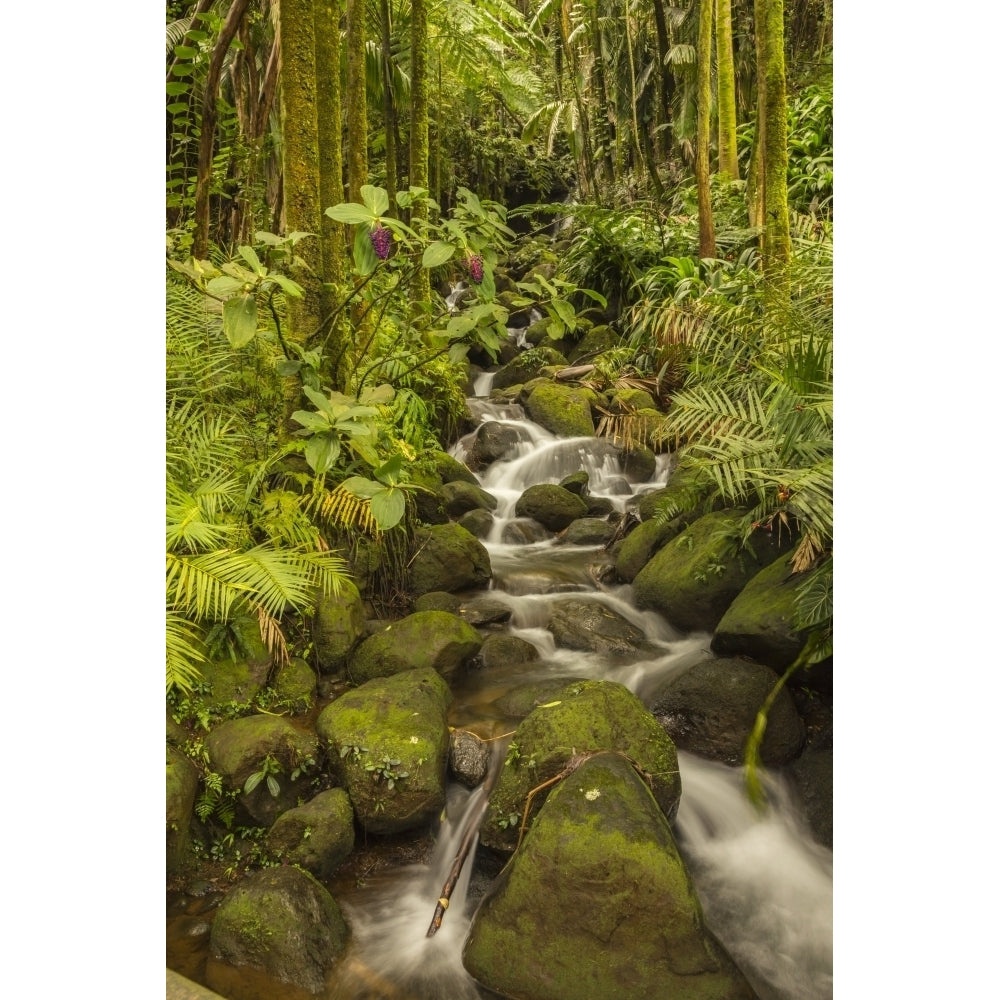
[{"left": 165, "top": 0, "right": 832, "bottom": 748}]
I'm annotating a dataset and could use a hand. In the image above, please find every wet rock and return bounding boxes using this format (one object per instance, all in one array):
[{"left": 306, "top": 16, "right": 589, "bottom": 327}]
[
  {"left": 712, "top": 550, "right": 822, "bottom": 670},
  {"left": 621, "top": 443, "right": 657, "bottom": 482},
  {"left": 524, "top": 382, "right": 596, "bottom": 438},
  {"left": 440, "top": 480, "right": 498, "bottom": 518},
  {"left": 636, "top": 459, "right": 717, "bottom": 522},
  {"left": 311, "top": 579, "right": 365, "bottom": 676},
  {"left": 583, "top": 495, "right": 615, "bottom": 517},
  {"left": 468, "top": 421, "right": 529, "bottom": 468},
  {"left": 264, "top": 788, "right": 355, "bottom": 878},
  {"left": 546, "top": 598, "right": 656, "bottom": 657},
  {"left": 481, "top": 679, "right": 681, "bottom": 853},
  {"left": 347, "top": 610, "right": 482, "bottom": 683},
  {"left": 449, "top": 729, "right": 490, "bottom": 788},
  {"left": 785, "top": 747, "right": 833, "bottom": 848},
  {"left": 409, "top": 466, "right": 449, "bottom": 525},
  {"left": 408, "top": 523, "right": 492, "bottom": 596},
  {"left": 493, "top": 347, "right": 569, "bottom": 391},
  {"left": 412, "top": 591, "right": 462, "bottom": 613},
  {"left": 464, "top": 753, "right": 756, "bottom": 1000},
  {"left": 651, "top": 656, "right": 805, "bottom": 766},
  {"left": 209, "top": 865, "right": 348, "bottom": 994},
  {"left": 614, "top": 513, "right": 692, "bottom": 583},
  {"left": 514, "top": 483, "right": 588, "bottom": 531},
  {"left": 457, "top": 508, "right": 494, "bottom": 539},
  {"left": 501, "top": 518, "right": 553, "bottom": 545},
  {"left": 206, "top": 715, "right": 320, "bottom": 827},
  {"left": 632, "top": 510, "right": 792, "bottom": 633},
  {"left": 561, "top": 517, "right": 616, "bottom": 546},
  {"left": 493, "top": 679, "right": 572, "bottom": 718},
  {"left": 558, "top": 470, "right": 590, "bottom": 495},
  {"left": 317, "top": 667, "right": 451, "bottom": 835},
  {"left": 271, "top": 657, "right": 315, "bottom": 714},
  {"left": 459, "top": 597, "right": 513, "bottom": 627},
  {"left": 166, "top": 746, "right": 199, "bottom": 875},
  {"left": 197, "top": 617, "right": 271, "bottom": 710},
  {"left": 476, "top": 633, "right": 541, "bottom": 670}
]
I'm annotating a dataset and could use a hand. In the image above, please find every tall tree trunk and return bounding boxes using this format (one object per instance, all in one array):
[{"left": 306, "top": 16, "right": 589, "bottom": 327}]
[
  {"left": 715, "top": 0, "right": 739, "bottom": 179},
  {"left": 345, "top": 0, "right": 368, "bottom": 204},
  {"left": 278, "top": 0, "right": 325, "bottom": 431},
  {"left": 759, "top": 0, "right": 790, "bottom": 288},
  {"left": 649, "top": 0, "right": 675, "bottom": 161},
  {"left": 315, "top": 0, "right": 349, "bottom": 388},
  {"left": 409, "top": 0, "right": 431, "bottom": 309},
  {"left": 624, "top": 0, "right": 643, "bottom": 187},
  {"left": 587, "top": 0, "right": 615, "bottom": 185},
  {"left": 696, "top": 0, "right": 716, "bottom": 258},
  {"left": 748, "top": 0, "right": 767, "bottom": 229},
  {"left": 192, "top": 0, "right": 253, "bottom": 259},
  {"left": 560, "top": 0, "right": 599, "bottom": 204},
  {"left": 380, "top": 0, "right": 397, "bottom": 207}
]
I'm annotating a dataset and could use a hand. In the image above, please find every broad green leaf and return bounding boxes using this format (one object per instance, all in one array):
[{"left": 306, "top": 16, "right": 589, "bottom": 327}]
[
  {"left": 374, "top": 453, "right": 404, "bottom": 485},
  {"left": 221, "top": 261, "right": 258, "bottom": 283},
  {"left": 448, "top": 343, "right": 471, "bottom": 363},
  {"left": 446, "top": 315, "right": 476, "bottom": 337},
  {"left": 166, "top": 102, "right": 189, "bottom": 115},
  {"left": 254, "top": 231, "right": 284, "bottom": 245},
  {"left": 383, "top": 217, "right": 418, "bottom": 239},
  {"left": 325, "top": 202, "right": 376, "bottom": 225},
  {"left": 422, "top": 241, "right": 456, "bottom": 268},
  {"left": 546, "top": 317, "right": 565, "bottom": 340},
  {"left": 361, "top": 185, "right": 389, "bottom": 217},
  {"left": 206, "top": 275, "right": 244, "bottom": 298},
  {"left": 358, "top": 384, "right": 394, "bottom": 406},
  {"left": 550, "top": 297, "right": 576, "bottom": 327},
  {"left": 244, "top": 771, "right": 263, "bottom": 794},
  {"left": 370, "top": 488, "right": 406, "bottom": 530},
  {"left": 305, "top": 433, "right": 340, "bottom": 474},
  {"left": 185, "top": 30, "right": 208, "bottom": 41},
  {"left": 302, "top": 385, "right": 337, "bottom": 418},
  {"left": 285, "top": 231, "right": 314, "bottom": 244},
  {"left": 238, "top": 245, "right": 265, "bottom": 275},
  {"left": 479, "top": 266, "right": 496, "bottom": 301},
  {"left": 340, "top": 475, "right": 382, "bottom": 499},
  {"left": 290, "top": 410, "right": 331, "bottom": 432},
  {"left": 265, "top": 273, "right": 303, "bottom": 298},
  {"left": 353, "top": 226, "right": 377, "bottom": 275},
  {"left": 577, "top": 287, "right": 608, "bottom": 308},
  {"left": 165, "top": 82, "right": 190, "bottom": 96},
  {"left": 222, "top": 293, "right": 258, "bottom": 348},
  {"left": 173, "top": 44, "right": 199, "bottom": 58},
  {"left": 275, "top": 360, "right": 302, "bottom": 376},
  {"left": 266, "top": 775, "right": 280, "bottom": 797}
]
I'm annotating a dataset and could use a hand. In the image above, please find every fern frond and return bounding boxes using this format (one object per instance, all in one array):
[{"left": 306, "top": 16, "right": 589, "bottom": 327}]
[{"left": 166, "top": 612, "right": 206, "bottom": 695}]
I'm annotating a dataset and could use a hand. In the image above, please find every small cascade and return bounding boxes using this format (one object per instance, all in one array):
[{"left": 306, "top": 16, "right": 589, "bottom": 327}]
[
  {"left": 445, "top": 281, "right": 468, "bottom": 312},
  {"left": 471, "top": 370, "right": 495, "bottom": 397}
]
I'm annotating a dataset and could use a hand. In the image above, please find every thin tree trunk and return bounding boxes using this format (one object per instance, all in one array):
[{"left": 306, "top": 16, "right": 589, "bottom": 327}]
[
  {"left": 624, "top": 0, "right": 643, "bottom": 185},
  {"left": 587, "top": 0, "right": 615, "bottom": 185},
  {"left": 759, "top": 0, "right": 790, "bottom": 289},
  {"left": 696, "top": 0, "right": 716, "bottom": 258},
  {"left": 380, "top": 0, "right": 397, "bottom": 207},
  {"left": 410, "top": 0, "right": 431, "bottom": 308},
  {"left": 649, "top": 0, "right": 674, "bottom": 161},
  {"left": 345, "top": 0, "right": 368, "bottom": 204},
  {"left": 715, "top": 0, "right": 739, "bottom": 179},
  {"left": 748, "top": 0, "right": 767, "bottom": 229},
  {"left": 192, "top": 0, "right": 253, "bottom": 259}
]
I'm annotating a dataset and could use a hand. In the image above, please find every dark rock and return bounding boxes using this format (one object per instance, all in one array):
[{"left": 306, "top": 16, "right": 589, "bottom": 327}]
[
  {"left": 468, "top": 421, "right": 530, "bottom": 468},
  {"left": 272, "top": 657, "right": 316, "bottom": 714},
  {"left": 457, "top": 508, "right": 494, "bottom": 539},
  {"left": 514, "top": 484, "right": 588, "bottom": 531},
  {"left": 167, "top": 747, "right": 199, "bottom": 875},
  {"left": 264, "top": 788, "right": 355, "bottom": 878},
  {"left": 560, "top": 517, "right": 616, "bottom": 546},
  {"left": 428, "top": 449, "right": 480, "bottom": 486},
  {"left": 459, "top": 597, "right": 513, "bottom": 627},
  {"left": 408, "top": 523, "right": 492, "bottom": 596},
  {"left": 311, "top": 580, "right": 366, "bottom": 676},
  {"left": 476, "top": 633, "right": 541, "bottom": 671},
  {"left": 449, "top": 730, "right": 490, "bottom": 788},
  {"left": 557, "top": 470, "right": 589, "bottom": 495},
  {"left": 546, "top": 598, "right": 656, "bottom": 657},
  {"left": 785, "top": 748, "right": 833, "bottom": 848},
  {"left": 440, "top": 480, "right": 499, "bottom": 518}
]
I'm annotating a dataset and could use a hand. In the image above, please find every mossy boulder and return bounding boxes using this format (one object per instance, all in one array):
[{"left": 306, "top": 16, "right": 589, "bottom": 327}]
[
  {"left": 711, "top": 551, "right": 819, "bottom": 669},
  {"left": 264, "top": 788, "right": 355, "bottom": 878},
  {"left": 271, "top": 657, "right": 315, "bottom": 714},
  {"left": 457, "top": 508, "right": 494, "bottom": 539},
  {"left": 481, "top": 679, "right": 681, "bottom": 852},
  {"left": 311, "top": 580, "right": 365, "bottom": 675},
  {"left": 651, "top": 656, "right": 805, "bottom": 765},
  {"left": 409, "top": 466, "right": 449, "bottom": 525},
  {"left": 464, "top": 752, "right": 756, "bottom": 1000},
  {"left": 476, "top": 633, "right": 541, "bottom": 670},
  {"left": 514, "top": 484, "right": 588, "bottom": 531},
  {"left": 621, "top": 443, "right": 657, "bottom": 482},
  {"left": 467, "top": 421, "right": 529, "bottom": 468},
  {"left": 614, "top": 514, "right": 693, "bottom": 583},
  {"left": 316, "top": 668, "right": 451, "bottom": 834},
  {"left": 205, "top": 715, "right": 320, "bottom": 827},
  {"left": 412, "top": 591, "right": 461, "bottom": 613},
  {"left": 166, "top": 747, "right": 200, "bottom": 875},
  {"left": 636, "top": 458, "right": 716, "bottom": 522},
  {"left": 493, "top": 679, "right": 575, "bottom": 719},
  {"left": 568, "top": 324, "right": 623, "bottom": 363},
  {"left": 440, "top": 481, "right": 498, "bottom": 518},
  {"left": 561, "top": 516, "right": 616, "bottom": 546},
  {"left": 608, "top": 386, "right": 659, "bottom": 413},
  {"left": 558, "top": 470, "right": 590, "bottom": 495},
  {"left": 429, "top": 449, "right": 479, "bottom": 486},
  {"left": 408, "top": 523, "right": 492, "bottom": 596},
  {"left": 197, "top": 618, "right": 271, "bottom": 710},
  {"left": 632, "top": 407, "right": 673, "bottom": 452},
  {"left": 632, "top": 510, "right": 791, "bottom": 633},
  {"left": 524, "top": 382, "right": 596, "bottom": 438},
  {"left": 493, "top": 347, "right": 569, "bottom": 390},
  {"left": 546, "top": 598, "right": 658, "bottom": 658},
  {"left": 347, "top": 610, "right": 482, "bottom": 683},
  {"left": 209, "top": 865, "right": 348, "bottom": 994}
]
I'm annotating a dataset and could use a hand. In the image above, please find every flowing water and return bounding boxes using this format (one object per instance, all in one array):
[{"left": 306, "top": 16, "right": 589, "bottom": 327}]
[{"left": 167, "top": 372, "right": 833, "bottom": 1000}]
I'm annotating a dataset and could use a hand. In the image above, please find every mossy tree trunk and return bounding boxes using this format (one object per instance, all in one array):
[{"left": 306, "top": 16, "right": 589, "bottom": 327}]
[
  {"left": 715, "top": 0, "right": 739, "bottom": 180},
  {"left": 696, "top": 0, "right": 716, "bottom": 258},
  {"left": 278, "top": 0, "right": 326, "bottom": 433},
  {"left": 748, "top": 0, "right": 766, "bottom": 229},
  {"left": 587, "top": 0, "right": 615, "bottom": 186},
  {"left": 649, "top": 0, "right": 675, "bottom": 161},
  {"left": 315, "top": 0, "right": 349, "bottom": 389},
  {"left": 410, "top": 0, "right": 431, "bottom": 310},
  {"left": 345, "top": 0, "right": 368, "bottom": 204},
  {"left": 380, "top": 0, "right": 397, "bottom": 207},
  {"left": 758, "top": 0, "right": 791, "bottom": 292}
]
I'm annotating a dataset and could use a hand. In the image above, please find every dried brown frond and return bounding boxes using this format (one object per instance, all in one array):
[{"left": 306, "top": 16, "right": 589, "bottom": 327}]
[
  {"left": 256, "top": 605, "right": 290, "bottom": 669},
  {"left": 790, "top": 531, "right": 823, "bottom": 573}
]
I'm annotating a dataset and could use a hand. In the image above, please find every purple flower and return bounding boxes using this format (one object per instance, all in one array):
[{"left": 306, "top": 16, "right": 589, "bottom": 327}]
[
  {"left": 465, "top": 252, "right": 484, "bottom": 284},
  {"left": 369, "top": 223, "right": 392, "bottom": 260}
]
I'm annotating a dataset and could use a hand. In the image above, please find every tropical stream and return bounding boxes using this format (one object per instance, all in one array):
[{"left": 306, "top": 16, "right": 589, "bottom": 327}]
[{"left": 167, "top": 373, "right": 833, "bottom": 1000}]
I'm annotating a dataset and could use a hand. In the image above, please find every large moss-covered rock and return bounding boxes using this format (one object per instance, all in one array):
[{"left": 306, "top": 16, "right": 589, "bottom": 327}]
[
  {"left": 561, "top": 516, "right": 616, "bottom": 546},
  {"left": 632, "top": 510, "right": 790, "bottom": 633},
  {"left": 264, "top": 788, "right": 355, "bottom": 877},
  {"left": 408, "top": 523, "right": 492, "bottom": 596},
  {"left": 271, "top": 657, "right": 316, "bottom": 714},
  {"left": 614, "top": 514, "right": 692, "bottom": 583},
  {"left": 546, "top": 598, "right": 658, "bottom": 658},
  {"left": 347, "top": 610, "right": 482, "bottom": 683},
  {"left": 198, "top": 617, "right": 271, "bottom": 710},
  {"left": 316, "top": 668, "right": 451, "bottom": 834},
  {"left": 209, "top": 865, "right": 348, "bottom": 994},
  {"left": 493, "top": 347, "right": 569, "bottom": 390},
  {"left": 524, "top": 381, "right": 596, "bottom": 438},
  {"left": 428, "top": 449, "right": 479, "bottom": 486},
  {"left": 514, "top": 483, "right": 588, "bottom": 531},
  {"left": 440, "top": 481, "right": 498, "bottom": 518},
  {"left": 636, "top": 459, "right": 717, "bottom": 522},
  {"left": 567, "top": 324, "right": 623, "bottom": 363},
  {"left": 481, "top": 679, "right": 681, "bottom": 852},
  {"left": 167, "top": 747, "right": 199, "bottom": 875},
  {"left": 464, "top": 752, "right": 757, "bottom": 1000},
  {"left": 312, "top": 580, "right": 365, "bottom": 675},
  {"left": 711, "top": 551, "right": 821, "bottom": 669},
  {"left": 205, "top": 715, "right": 320, "bottom": 826},
  {"left": 651, "top": 656, "right": 805, "bottom": 765},
  {"left": 467, "top": 420, "right": 529, "bottom": 468},
  {"left": 476, "top": 633, "right": 541, "bottom": 670}
]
